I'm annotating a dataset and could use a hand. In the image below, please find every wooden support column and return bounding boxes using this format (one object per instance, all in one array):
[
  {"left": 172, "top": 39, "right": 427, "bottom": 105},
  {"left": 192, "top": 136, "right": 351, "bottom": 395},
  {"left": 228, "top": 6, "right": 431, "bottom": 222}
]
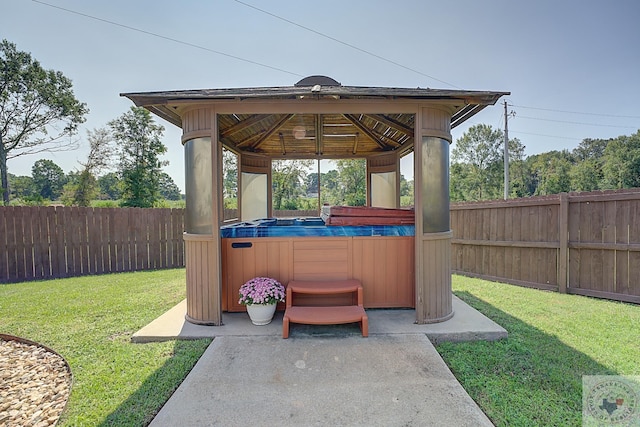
[
  {"left": 414, "top": 107, "right": 454, "bottom": 323},
  {"left": 182, "top": 107, "right": 223, "bottom": 325}
]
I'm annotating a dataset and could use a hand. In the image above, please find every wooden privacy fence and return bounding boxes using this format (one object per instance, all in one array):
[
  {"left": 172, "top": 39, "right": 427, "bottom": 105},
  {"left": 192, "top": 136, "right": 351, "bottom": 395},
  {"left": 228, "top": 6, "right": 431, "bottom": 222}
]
[
  {"left": 0, "top": 206, "right": 185, "bottom": 283},
  {"left": 4, "top": 197, "right": 639, "bottom": 306},
  {"left": 451, "top": 189, "right": 640, "bottom": 304}
]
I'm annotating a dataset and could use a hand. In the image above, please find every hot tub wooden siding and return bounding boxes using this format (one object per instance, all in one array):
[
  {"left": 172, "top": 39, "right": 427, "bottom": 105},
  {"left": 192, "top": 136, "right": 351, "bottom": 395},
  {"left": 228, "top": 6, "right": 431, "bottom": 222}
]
[{"left": 222, "top": 236, "right": 415, "bottom": 312}]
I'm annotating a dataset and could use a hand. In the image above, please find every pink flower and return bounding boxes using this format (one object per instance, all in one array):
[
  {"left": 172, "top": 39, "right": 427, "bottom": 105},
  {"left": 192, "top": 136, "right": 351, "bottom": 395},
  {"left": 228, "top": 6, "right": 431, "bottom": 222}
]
[{"left": 238, "top": 277, "right": 285, "bottom": 305}]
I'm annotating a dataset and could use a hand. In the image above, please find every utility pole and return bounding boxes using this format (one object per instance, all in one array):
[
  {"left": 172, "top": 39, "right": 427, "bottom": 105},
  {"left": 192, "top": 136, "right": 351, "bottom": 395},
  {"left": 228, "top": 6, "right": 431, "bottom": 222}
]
[{"left": 503, "top": 100, "right": 510, "bottom": 200}]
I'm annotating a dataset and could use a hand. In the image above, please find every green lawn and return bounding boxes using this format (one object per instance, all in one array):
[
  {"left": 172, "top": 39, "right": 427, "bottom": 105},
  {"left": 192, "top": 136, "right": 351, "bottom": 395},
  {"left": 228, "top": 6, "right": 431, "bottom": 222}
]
[
  {"left": 0, "top": 269, "right": 210, "bottom": 426},
  {"left": 1, "top": 271, "right": 638, "bottom": 426},
  {"left": 439, "top": 276, "right": 640, "bottom": 426}
]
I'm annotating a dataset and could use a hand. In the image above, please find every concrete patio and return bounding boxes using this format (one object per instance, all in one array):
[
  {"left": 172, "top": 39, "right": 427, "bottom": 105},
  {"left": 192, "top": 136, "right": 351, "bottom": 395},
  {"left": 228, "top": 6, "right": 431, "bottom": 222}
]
[
  {"left": 137, "top": 296, "right": 506, "bottom": 426},
  {"left": 132, "top": 295, "right": 507, "bottom": 343}
]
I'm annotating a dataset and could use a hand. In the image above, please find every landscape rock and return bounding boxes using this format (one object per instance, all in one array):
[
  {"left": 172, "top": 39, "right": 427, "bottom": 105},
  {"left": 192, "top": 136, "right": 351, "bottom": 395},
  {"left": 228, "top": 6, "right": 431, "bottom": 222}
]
[{"left": 0, "top": 338, "right": 72, "bottom": 426}]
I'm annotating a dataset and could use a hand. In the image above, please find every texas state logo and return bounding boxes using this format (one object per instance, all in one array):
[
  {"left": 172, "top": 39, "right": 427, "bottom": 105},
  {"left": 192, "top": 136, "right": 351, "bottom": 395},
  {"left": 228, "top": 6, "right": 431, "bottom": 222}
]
[{"left": 583, "top": 376, "right": 640, "bottom": 426}]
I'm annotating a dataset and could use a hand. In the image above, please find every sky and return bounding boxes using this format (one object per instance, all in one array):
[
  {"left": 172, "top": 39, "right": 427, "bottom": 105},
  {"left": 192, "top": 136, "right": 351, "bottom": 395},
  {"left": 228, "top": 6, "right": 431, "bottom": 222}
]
[{"left": 2, "top": 0, "right": 639, "bottom": 192}]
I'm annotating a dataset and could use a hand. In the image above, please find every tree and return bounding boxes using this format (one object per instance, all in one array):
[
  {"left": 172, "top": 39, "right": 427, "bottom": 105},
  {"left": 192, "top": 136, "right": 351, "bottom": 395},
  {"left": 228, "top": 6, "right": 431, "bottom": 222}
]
[
  {"left": 335, "top": 159, "right": 366, "bottom": 206},
  {"left": 451, "top": 124, "right": 504, "bottom": 201},
  {"left": 97, "top": 172, "right": 121, "bottom": 200},
  {"left": 319, "top": 169, "right": 339, "bottom": 205},
  {"left": 61, "top": 170, "right": 81, "bottom": 206},
  {"left": 305, "top": 172, "right": 319, "bottom": 195},
  {"left": 109, "top": 107, "right": 166, "bottom": 208},
  {"left": 527, "top": 150, "right": 574, "bottom": 195},
  {"left": 8, "top": 173, "right": 34, "bottom": 200},
  {"left": 504, "top": 137, "right": 532, "bottom": 198},
  {"left": 222, "top": 148, "right": 238, "bottom": 208},
  {"left": 602, "top": 131, "right": 640, "bottom": 189},
  {"left": 570, "top": 160, "right": 601, "bottom": 192},
  {"left": 272, "top": 159, "right": 313, "bottom": 210},
  {"left": 65, "top": 128, "right": 113, "bottom": 206},
  {"left": 399, "top": 175, "right": 414, "bottom": 207},
  {"left": 31, "top": 159, "right": 66, "bottom": 200},
  {"left": 568, "top": 138, "right": 609, "bottom": 192},
  {"left": 0, "top": 39, "right": 88, "bottom": 205},
  {"left": 158, "top": 172, "right": 181, "bottom": 200},
  {"left": 573, "top": 138, "right": 609, "bottom": 162}
]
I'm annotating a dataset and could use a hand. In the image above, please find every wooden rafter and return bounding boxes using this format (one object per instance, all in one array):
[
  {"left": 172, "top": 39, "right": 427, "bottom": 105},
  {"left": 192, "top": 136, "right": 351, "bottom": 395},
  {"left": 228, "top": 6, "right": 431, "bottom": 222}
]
[
  {"left": 343, "top": 114, "right": 387, "bottom": 149},
  {"left": 279, "top": 132, "right": 286, "bottom": 155},
  {"left": 224, "top": 133, "right": 262, "bottom": 150},
  {"left": 364, "top": 114, "right": 414, "bottom": 137},
  {"left": 367, "top": 127, "right": 403, "bottom": 148},
  {"left": 220, "top": 114, "right": 269, "bottom": 138},
  {"left": 247, "top": 114, "right": 294, "bottom": 150},
  {"left": 344, "top": 114, "right": 404, "bottom": 149},
  {"left": 315, "top": 114, "right": 323, "bottom": 155}
]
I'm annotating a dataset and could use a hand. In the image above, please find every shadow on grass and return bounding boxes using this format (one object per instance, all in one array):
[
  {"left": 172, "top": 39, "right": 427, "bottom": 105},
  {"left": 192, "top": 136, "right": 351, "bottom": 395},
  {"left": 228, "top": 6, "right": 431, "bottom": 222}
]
[
  {"left": 437, "top": 291, "right": 617, "bottom": 427},
  {"left": 99, "top": 339, "right": 212, "bottom": 427}
]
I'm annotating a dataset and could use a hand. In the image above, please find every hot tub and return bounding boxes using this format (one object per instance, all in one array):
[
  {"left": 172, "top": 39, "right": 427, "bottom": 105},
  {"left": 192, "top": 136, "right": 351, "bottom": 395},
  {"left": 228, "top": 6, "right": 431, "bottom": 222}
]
[
  {"left": 220, "top": 217, "right": 415, "bottom": 238},
  {"left": 221, "top": 217, "right": 415, "bottom": 312}
]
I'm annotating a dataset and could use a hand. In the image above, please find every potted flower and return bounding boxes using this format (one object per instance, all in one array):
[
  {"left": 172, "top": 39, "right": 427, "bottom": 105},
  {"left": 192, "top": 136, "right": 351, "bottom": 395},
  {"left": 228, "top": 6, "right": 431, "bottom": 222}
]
[{"left": 238, "top": 277, "right": 286, "bottom": 325}]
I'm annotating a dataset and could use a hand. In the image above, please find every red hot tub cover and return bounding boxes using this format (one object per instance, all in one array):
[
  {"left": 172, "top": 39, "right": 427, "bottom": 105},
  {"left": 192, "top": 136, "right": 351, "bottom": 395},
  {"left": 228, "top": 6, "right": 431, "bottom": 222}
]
[{"left": 321, "top": 206, "right": 415, "bottom": 226}]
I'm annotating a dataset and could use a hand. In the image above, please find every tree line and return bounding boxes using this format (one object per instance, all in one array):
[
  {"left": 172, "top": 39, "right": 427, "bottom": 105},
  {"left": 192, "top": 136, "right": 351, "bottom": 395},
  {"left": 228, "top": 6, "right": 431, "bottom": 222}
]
[
  {"left": 5, "top": 107, "right": 182, "bottom": 207},
  {"left": 451, "top": 124, "right": 640, "bottom": 202},
  {"left": 1, "top": 39, "right": 181, "bottom": 207},
  {"left": 8, "top": 159, "right": 181, "bottom": 206}
]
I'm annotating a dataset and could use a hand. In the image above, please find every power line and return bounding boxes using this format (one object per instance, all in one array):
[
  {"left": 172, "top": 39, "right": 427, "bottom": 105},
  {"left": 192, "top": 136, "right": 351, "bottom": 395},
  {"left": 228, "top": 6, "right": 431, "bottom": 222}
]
[
  {"left": 233, "top": 0, "right": 461, "bottom": 89},
  {"left": 517, "top": 115, "right": 637, "bottom": 129},
  {"left": 509, "top": 131, "right": 582, "bottom": 141},
  {"left": 31, "top": 0, "right": 305, "bottom": 78},
  {"left": 457, "top": 121, "right": 583, "bottom": 142},
  {"left": 509, "top": 104, "right": 640, "bottom": 120}
]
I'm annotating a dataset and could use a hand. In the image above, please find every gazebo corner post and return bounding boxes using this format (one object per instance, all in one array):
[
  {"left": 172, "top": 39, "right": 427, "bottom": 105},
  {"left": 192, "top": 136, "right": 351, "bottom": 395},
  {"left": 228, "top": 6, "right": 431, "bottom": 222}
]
[
  {"left": 182, "top": 108, "right": 223, "bottom": 326},
  {"left": 414, "top": 107, "right": 454, "bottom": 324}
]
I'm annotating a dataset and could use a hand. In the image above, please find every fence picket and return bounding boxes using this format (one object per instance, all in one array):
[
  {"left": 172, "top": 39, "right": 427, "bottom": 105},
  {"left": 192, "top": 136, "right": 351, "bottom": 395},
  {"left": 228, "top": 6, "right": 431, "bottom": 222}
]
[
  {"left": 85, "top": 207, "right": 96, "bottom": 274},
  {"left": 51, "top": 207, "right": 66, "bottom": 278},
  {"left": 629, "top": 201, "right": 640, "bottom": 298},
  {"left": 0, "top": 206, "right": 7, "bottom": 282},
  {"left": 96, "top": 208, "right": 108, "bottom": 275},
  {"left": 115, "top": 209, "right": 129, "bottom": 272},
  {"left": 12, "top": 207, "right": 26, "bottom": 281},
  {"left": 106, "top": 208, "right": 117, "bottom": 273},
  {"left": 23, "top": 207, "right": 36, "bottom": 280},
  {"left": 32, "top": 207, "right": 48, "bottom": 279}
]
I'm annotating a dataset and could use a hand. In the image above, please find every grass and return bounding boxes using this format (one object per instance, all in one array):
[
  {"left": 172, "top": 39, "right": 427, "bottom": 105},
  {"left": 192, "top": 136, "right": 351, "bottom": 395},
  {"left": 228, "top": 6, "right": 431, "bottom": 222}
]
[
  {"left": 438, "top": 276, "right": 640, "bottom": 426},
  {"left": 0, "top": 269, "right": 210, "bottom": 426}
]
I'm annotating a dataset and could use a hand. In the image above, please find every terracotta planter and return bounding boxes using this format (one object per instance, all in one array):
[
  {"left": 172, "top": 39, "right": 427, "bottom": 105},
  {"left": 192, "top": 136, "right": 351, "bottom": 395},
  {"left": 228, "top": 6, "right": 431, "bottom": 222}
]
[{"left": 245, "top": 303, "right": 277, "bottom": 325}]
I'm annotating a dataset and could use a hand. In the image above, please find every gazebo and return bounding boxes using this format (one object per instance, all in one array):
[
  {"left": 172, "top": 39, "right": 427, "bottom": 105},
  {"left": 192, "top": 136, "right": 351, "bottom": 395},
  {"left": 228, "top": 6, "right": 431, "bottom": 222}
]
[{"left": 123, "top": 76, "right": 508, "bottom": 326}]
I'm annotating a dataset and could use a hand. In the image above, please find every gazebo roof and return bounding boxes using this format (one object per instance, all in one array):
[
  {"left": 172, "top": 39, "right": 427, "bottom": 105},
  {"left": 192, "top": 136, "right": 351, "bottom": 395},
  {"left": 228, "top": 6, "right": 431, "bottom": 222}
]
[{"left": 122, "top": 76, "right": 508, "bottom": 158}]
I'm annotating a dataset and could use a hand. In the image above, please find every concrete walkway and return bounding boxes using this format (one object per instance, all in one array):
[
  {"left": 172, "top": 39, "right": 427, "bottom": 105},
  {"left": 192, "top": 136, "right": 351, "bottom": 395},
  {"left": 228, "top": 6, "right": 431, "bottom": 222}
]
[
  {"left": 150, "top": 334, "right": 494, "bottom": 426},
  {"left": 136, "top": 297, "right": 506, "bottom": 426}
]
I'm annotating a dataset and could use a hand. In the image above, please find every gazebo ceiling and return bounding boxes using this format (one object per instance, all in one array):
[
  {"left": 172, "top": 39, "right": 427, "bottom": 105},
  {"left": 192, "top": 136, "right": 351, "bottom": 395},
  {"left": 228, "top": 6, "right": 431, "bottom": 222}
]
[
  {"left": 216, "top": 112, "right": 415, "bottom": 158},
  {"left": 122, "top": 76, "right": 508, "bottom": 158}
]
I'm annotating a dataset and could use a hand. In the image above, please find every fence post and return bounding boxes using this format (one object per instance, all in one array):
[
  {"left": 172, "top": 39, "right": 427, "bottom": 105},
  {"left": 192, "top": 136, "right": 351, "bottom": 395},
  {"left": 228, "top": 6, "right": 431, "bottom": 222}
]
[{"left": 558, "top": 193, "right": 569, "bottom": 293}]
